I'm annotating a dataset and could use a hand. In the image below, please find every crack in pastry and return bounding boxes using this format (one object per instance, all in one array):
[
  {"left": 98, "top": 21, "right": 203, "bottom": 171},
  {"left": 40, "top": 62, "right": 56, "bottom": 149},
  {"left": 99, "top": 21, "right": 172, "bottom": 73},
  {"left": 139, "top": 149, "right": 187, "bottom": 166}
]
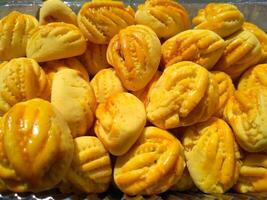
[
  {"left": 214, "top": 30, "right": 262, "bottom": 80},
  {"left": 26, "top": 22, "right": 86, "bottom": 62},
  {"left": 51, "top": 69, "right": 96, "bottom": 138},
  {"left": 0, "top": 11, "right": 38, "bottom": 61},
  {"left": 234, "top": 153, "right": 267, "bottom": 193},
  {"left": 182, "top": 118, "right": 241, "bottom": 194},
  {"left": 135, "top": 0, "right": 190, "bottom": 39},
  {"left": 79, "top": 43, "right": 110, "bottom": 76},
  {"left": 161, "top": 29, "right": 225, "bottom": 70},
  {"left": 242, "top": 22, "right": 267, "bottom": 63},
  {"left": 223, "top": 87, "right": 267, "bottom": 152},
  {"left": 2, "top": 98, "right": 74, "bottom": 192},
  {"left": 211, "top": 71, "right": 235, "bottom": 117},
  {"left": 91, "top": 68, "right": 126, "bottom": 104},
  {"left": 114, "top": 126, "right": 185, "bottom": 195},
  {"left": 0, "top": 58, "right": 49, "bottom": 116},
  {"left": 39, "top": 0, "right": 77, "bottom": 25},
  {"left": 192, "top": 3, "right": 244, "bottom": 38},
  {"left": 107, "top": 25, "right": 161, "bottom": 91},
  {"left": 238, "top": 64, "right": 267, "bottom": 91},
  {"left": 66, "top": 136, "right": 112, "bottom": 193},
  {"left": 95, "top": 92, "right": 146, "bottom": 156},
  {"left": 78, "top": 0, "right": 135, "bottom": 44},
  {"left": 146, "top": 61, "right": 219, "bottom": 129}
]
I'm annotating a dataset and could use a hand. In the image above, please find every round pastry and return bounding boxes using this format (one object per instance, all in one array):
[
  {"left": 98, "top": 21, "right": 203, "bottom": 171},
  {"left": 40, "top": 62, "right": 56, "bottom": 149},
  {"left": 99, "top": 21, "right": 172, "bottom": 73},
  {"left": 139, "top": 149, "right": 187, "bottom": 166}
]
[
  {"left": 77, "top": 0, "right": 135, "bottom": 44},
  {"left": 26, "top": 22, "right": 86, "bottom": 62},
  {"left": 243, "top": 22, "right": 267, "bottom": 62},
  {"left": 51, "top": 69, "right": 96, "bottom": 138},
  {"left": 238, "top": 64, "right": 267, "bottom": 91},
  {"left": 2, "top": 98, "right": 74, "bottom": 192},
  {"left": 91, "top": 68, "right": 125, "bottom": 104},
  {"left": 161, "top": 29, "right": 225, "bottom": 70},
  {"left": 182, "top": 118, "right": 241, "bottom": 194},
  {"left": 39, "top": 0, "right": 77, "bottom": 25},
  {"left": 66, "top": 136, "right": 112, "bottom": 193},
  {"left": 171, "top": 168, "right": 195, "bottom": 192},
  {"left": 146, "top": 61, "right": 219, "bottom": 129},
  {"left": 107, "top": 25, "right": 161, "bottom": 91},
  {"left": 79, "top": 43, "right": 110, "bottom": 76},
  {"left": 95, "top": 92, "right": 146, "bottom": 156},
  {"left": 0, "top": 11, "right": 38, "bottom": 61},
  {"left": 135, "top": 0, "right": 190, "bottom": 39},
  {"left": 192, "top": 3, "right": 244, "bottom": 38},
  {"left": 214, "top": 30, "right": 262, "bottom": 80},
  {"left": 211, "top": 71, "right": 235, "bottom": 117},
  {"left": 223, "top": 87, "right": 267, "bottom": 152},
  {"left": 114, "top": 126, "right": 185, "bottom": 195},
  {"left": 0, "top": 58, "right": 49, "bottom": 116},
  {"left": 133, "top": 71, "right": 162, "bottom": 107},
  {"left": 234, "top": 153, "right": 267, "bottom": 193}
]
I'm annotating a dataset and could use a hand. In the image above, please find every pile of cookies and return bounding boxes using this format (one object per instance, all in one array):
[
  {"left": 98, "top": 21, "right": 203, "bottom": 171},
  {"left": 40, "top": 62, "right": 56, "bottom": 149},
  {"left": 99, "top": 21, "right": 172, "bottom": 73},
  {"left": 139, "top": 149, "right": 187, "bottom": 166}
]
[{"left": 0, "top": 0, "right": 267, "bottom": 195}]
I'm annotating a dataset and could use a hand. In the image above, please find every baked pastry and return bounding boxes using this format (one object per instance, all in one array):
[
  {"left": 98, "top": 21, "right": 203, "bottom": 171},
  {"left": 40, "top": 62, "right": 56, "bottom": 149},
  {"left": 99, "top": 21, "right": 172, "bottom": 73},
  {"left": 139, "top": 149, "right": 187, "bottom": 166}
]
[
  {"left": 193, "top": 3, "right": 244, "bottom": 38},
  {"left": 146, "top": 61, "right": 219, "bottom": 129},
  {"left": 214, "top": 30, "right": 262, "bottom": 80},
  {"left": 79, "top": 43, "right": 110, "bottom": 76},
  {"left": 171, "top": 168, "right": 195, "bottom": 192},
  {"left": 0, "top": 58, "right": 49, "bottom": 116},
  {"left": 26, "top": 22, "right": 86, "bottom": 62},
  {"left": 107, "top": 25, "right": 161, "bottom": 91},
  {"left": 243, "top": 22, "right": 267, "bottom": 62},
  {"left": 135, "top": 0, "right": 190, "bottom": 39},
  {"left": 161, "top": 29, "right": 225, "bottom": 70},
  {"left": 238, "top": 64, "right": 267, "bottom": 91},
  {"left": 51, "top": 69, "right": 96, "bottom": 138},
  {"left": 39, "top": 0, "right": 77, "bottom": 25},
  {"left": 78, "top": 0, "right": 135, "bottom": 44},
  {"left": 0, "top": 11, "right": 38, "bottom": 61},
  {"left": 95, "top": 92, "right": 146, "bottom": 156},
  {"left": 234, "top": 153, "right": 267, "bottom": 193},
  {"left": 133, "top": 71, "right": 162, "bottom": 107},
  {"left": 182, "top": 118, "right": 241, "bottom": 193},
  {"left": 211, "top": 71, "right": 235, "bottom": 117},
  {"left": 2, "top": 98, "right": 74, "bottom": 192},
  {"left": 223, "top": 87, "right": 267, "bottom": 152},
  {"left": 91, "top": 68, "right": 125, "bottom": 104},
  {"left": 114, "top": 126, "right": 185, "bottom": 195},
  {"left": 66, "top": 136, "right": 112, "bottom": 193}
]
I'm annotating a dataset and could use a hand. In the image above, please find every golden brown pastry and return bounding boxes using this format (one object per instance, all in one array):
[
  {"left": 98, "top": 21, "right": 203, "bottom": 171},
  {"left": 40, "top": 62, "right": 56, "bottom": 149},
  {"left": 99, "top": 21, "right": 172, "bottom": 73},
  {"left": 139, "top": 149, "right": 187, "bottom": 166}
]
[
  {"left": 161, "top": 29, "right": 225, "bottom": 70},
  {"left": 243, "top": 22, "right": 267, "bottom": 62},
  {"left": 224, "top": 87, "right": 267, "bottom": 152},
  {"left": 0, "top": 58, "right": 49, "bottom": 116},
  {"left": 238, "top": 64, "right": 267, "bottom": 91},
  {"left": 135, "top": 0, "right": 190, "bottom": 39},
  {"left": 26, "top": 22, "right": 86, "bottom": 62},
  {"left": 0, "top": 11, "right": 38, "bottom": 61},
  {"left": 211, "top": 71, "right": 235, "bottom": 117},
  {"left": 146, "top": 61, "right": 219, "bottom": 129},
  {"left": 79, "top": 43, "right": 110, "bottom": 76},
  {"left": 66, "top": 136, "right": 112, "bottom": 193},
  {"left": 2, "top": 98, "right": 74, "bottom": 192},
  {"left": 95, "top": 92, "right": 146, "bottom": 156},
  {"left": 39, "top": 0, "right": 77, "bottom": 25},
  {"left": 114, "top": 126, "right": 185, "bottom": 195},
  {"left": 171, "top": 168, "right": 195, "bottom": 192},
  {"left": 51, "top": 69, "right": 96, "bottom": 138},
  {"left": 133, "top": 71, "right": 162, "bottom": 107},
  {"left": 193, "top": 3, "right": 244, "bottom": 38},
  {"left": 234, "top": 153, "right": 267, "bottom": 193},
  {"left": 91, "top": 68, "right": 125, "bottom": 104},
  {"left": 107, "top": 25, "right": 161, "bottom": 91},
  {"left": 214, "top": 30, "right": 262, "bottom": 80},
  {"left": 182, "top": 118, "right": 241, "bottom": 194},
  {"left": 77, "top": 0, "right": 135, "bottom": 44}
]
